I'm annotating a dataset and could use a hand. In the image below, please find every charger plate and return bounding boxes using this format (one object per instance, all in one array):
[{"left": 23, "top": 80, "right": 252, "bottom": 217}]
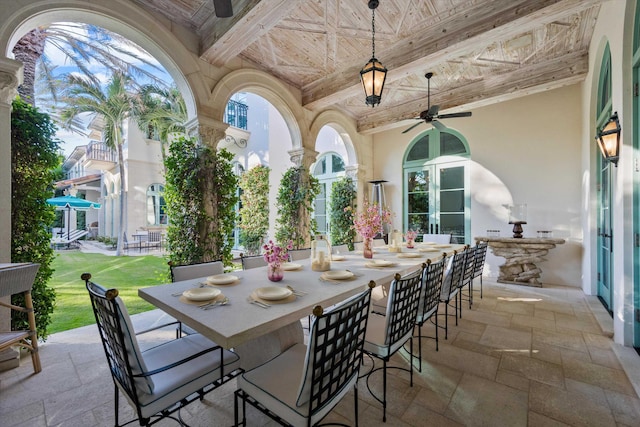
[{"left": 206, "top": 274, "right": 239, "bottom": 285}]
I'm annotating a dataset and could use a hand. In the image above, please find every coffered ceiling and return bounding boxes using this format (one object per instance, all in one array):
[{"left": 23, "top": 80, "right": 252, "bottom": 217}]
[{"left": 132, "top": 0, "right": 604, "bottom": 134}]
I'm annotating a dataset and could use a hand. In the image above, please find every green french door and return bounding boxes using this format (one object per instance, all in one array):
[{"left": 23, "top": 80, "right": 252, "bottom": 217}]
[
  {"left": 597, "top": 156, "right": 613, "bottom": 312},
  {"left": 405, "top": 160, "right": 468, "bottom": 244}
]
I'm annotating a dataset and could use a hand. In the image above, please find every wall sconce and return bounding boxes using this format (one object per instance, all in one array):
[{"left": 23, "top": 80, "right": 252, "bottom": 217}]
[
  {"left": 596, "top": 112, "right": 621, "bottom": 166},
  {"left": 360, "top": 0, "right": 387, "bottom": 107}
]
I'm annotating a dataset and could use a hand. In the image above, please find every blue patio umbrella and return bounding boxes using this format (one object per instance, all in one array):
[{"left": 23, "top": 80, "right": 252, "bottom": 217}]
[{"left": 46, "top": 194, "right": 101, "bottom": 240}]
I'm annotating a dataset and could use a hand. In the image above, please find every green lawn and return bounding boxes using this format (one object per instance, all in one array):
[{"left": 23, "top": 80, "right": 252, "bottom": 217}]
[{"left": 48, "top": 251, "right": 169, "bottom": 334}]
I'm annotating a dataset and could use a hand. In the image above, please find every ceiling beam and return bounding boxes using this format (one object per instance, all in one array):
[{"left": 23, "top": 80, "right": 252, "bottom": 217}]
[
  {"left": 357, "top": 50, "right": 589, "bottom": 134},
  {"left": 301, "top": 0, "right": 604, "bottom": 111},
  {"left": 200, "top": 0, "right": 305, "bottom": 66}
]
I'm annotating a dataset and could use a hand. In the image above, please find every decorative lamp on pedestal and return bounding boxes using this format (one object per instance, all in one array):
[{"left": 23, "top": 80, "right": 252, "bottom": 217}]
[
  {"left": 596, "top": 112, "right": 621, "bottom": 167},
  {"left": 508, "top": 204, "right": 527, "bottom": 238}
]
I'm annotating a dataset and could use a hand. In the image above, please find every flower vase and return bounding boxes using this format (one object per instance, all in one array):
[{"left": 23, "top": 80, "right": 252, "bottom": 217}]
[
  {"left": 363, "top": 238, "right": 374, "bottom": 259},
  {"left": 267, "top": 263, "right": 284, "bottom": 282},
  {"left": 406, "top": 238, "right": 415, "bottom": 249}
]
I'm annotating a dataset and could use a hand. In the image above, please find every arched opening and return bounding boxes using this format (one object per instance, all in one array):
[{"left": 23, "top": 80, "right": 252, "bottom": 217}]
[{"left": 403, "top": 128, "right": 470, "bottom": 244}]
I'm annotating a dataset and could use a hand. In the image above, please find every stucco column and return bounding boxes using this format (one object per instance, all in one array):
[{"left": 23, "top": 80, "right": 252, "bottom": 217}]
[
  {"left": 0, "top": 58, "right": 23, "bottom": 370},
  {"left": 185, "top": 116, "right": 228, "bottom": 149},
  {"left": 285, "top": 147, "right": 318, "bottom": 248},
  {"left": 288, "top": 146, "right": 318, "bottom": 169}
]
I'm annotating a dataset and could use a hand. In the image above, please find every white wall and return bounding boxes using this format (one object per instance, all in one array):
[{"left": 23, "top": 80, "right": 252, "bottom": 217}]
[{"left": 373, "top": 84, "right": 583, "bottom": 287}]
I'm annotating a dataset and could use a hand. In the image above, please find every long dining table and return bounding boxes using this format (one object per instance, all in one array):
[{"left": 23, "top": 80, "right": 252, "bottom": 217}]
[{"left": 139, "top": 243, "right": 466, "bottom": 369}]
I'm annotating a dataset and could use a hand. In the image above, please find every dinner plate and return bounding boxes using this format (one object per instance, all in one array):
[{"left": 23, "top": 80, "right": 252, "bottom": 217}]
[
  {"left": 421, "top": 242, "right": 437, "bottom": 245},
  {"left": 433, "top": 244, "right": 450, "bottom": 248},
  {"left": 322, "top": 270, "right": 354, "bottom": 280},
  {"left": 365, "top": 260, "right": 395, "bottom": 268},
  {"left": 331, "top": 254, "right": 346, "bottom": 261},
  {"left": 281, "top": 262, "right": 302, "bottom": 271},
  {"left": 207, "top": 274, "right": 239, "bottom": 285},
  {"left": 418, "top": 247, "right": 440, "bottom": 253},
  {"left": 183, "top": 287, "right": 221, "bottom": 301},
  {"left": 397, "top": 252, "right": 422, "bottom": 258},
  {"left": 255, "top": 286, "right": 293, "bottom": 301}
]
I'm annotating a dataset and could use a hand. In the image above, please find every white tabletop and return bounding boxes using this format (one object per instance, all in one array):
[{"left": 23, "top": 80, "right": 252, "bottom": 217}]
[{"left": 138, "top": 244, "right": 465, "bottom": 349}]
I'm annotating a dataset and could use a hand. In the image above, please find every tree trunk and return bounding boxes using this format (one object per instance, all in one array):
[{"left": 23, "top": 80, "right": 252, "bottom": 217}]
[
  {"left": 115, "top": 128, "right": 127, "bottom": 256},
  {"left": 12, "top": 28, "right": 46, "bottom": 106}
]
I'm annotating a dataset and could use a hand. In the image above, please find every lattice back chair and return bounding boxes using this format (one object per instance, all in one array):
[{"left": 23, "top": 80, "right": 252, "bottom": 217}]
[
  {"left": 414, "top": 255, "right": 447, "bottom": 370},
  {"left": 169, "top": 260, "right": 224, "bottom": 282},
  {"left": 240, "top": 253, "right": 268, "bottom": 270},
  {"left": 83, "top": 273, "right": 241, "bottom": 427},
  {"left": 235, "top": 282, "right": 374, "bottom": 427},
  {"left": 288, "top": 248, "right": 311, "bottom": 261},
  {"left": 363, "top": 267, "right": 424, "bottom": 422},
  {"left": 473, "top": 242, "right": 489, "bottom": 298},
  {"left": 438, "top": 247, "right": 468, "bottom": 340},
  {"left": 0, "top": 263, "right": 41, "bottom": 374},
  {"left": 458, "top": 245, "right": 477, "bottom": 314},
  {"left": 144, "top": 232, "right": 162, "bottom": 252}
]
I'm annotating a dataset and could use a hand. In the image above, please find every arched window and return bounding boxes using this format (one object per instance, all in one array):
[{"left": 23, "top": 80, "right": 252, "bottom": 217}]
[
  {"left": 146, "top": 184, "right": 167, "bottom": 226},
  {"left": 312, "top": 152, "right": 346, "bottom": 235},
  {"left": 403, "top": 128, "right": 470, "bottom": 244}
]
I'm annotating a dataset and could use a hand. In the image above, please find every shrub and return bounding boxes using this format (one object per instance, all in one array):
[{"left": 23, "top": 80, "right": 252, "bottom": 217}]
[{"left": 239, "top": 165, "right": 270, "bottom": 255}]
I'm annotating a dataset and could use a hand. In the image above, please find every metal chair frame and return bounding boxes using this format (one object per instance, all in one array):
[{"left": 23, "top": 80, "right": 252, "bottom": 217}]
[
  {"left": 438, "top": 248, "right": 467, "bottom": 340},
  {"left": 234, "top": 283, "right": 374, "bottom": 427},
  {"left": 473, "top": 242, "right": 489, "bottom": 298},
  {"left": 414, "top": 256, "right": 447, "bottom": 369}
]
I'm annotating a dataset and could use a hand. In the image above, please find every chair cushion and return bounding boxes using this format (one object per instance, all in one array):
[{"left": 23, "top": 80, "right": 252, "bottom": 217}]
[
  {"left": 239, "top": 343, "right": 355, "bottom": 427},
  {"left": 137, "top": 333, "right": 240, "bottom": 419},
  {"left": 172, "top": 261, "right": 224, "bottom": 282}
]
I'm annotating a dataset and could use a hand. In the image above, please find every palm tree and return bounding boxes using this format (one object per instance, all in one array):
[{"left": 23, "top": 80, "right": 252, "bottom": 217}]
[
  {"left": 13, "top": 23, "right": 167, "bottom": 106},
  {"left": 60, "top": 71, "right": 135, "bottom": 256},
  {"left": 133, "top": 84, "right": 187, "bottom": 166}
]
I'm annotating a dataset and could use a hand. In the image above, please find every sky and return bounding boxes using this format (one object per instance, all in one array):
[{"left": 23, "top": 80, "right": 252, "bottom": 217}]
[{"left": 37, "top": 23, "right": 173, "bottom": 156}]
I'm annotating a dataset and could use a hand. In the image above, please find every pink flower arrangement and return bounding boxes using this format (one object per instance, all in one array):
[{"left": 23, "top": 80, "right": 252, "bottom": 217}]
[
  {"left": 405, "top": 230, "right": 417, "bottom": 241},
  {"left": 262, "top": 240, "right": 293, "bottom": 266},
  {"left": 348, "top": 200, "right": 393, "bottom": 240}
]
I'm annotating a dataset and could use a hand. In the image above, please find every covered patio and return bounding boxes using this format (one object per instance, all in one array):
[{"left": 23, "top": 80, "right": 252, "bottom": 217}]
[{"left": 1, "top": 280, "right": 639, "bottom": 426}]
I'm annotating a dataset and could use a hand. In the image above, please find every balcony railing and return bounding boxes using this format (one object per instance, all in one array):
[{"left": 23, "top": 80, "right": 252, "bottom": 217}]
[
  {"left": 224, "top": 99, "right": 248, "bottom": 130},
  {"left": 86, "top": 141, "right": 117, "bottom": 163}
]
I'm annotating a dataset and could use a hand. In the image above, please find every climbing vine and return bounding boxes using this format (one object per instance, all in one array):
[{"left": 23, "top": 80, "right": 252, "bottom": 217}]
[
  {"left": 239, "top": 165, "right": 270, "bottom": 255},
  {"left": 275, "top": 166, "right": 320, "bottom": 249},
  {"left": 328, "top": 176, "right": 356, "bottom": 250}
]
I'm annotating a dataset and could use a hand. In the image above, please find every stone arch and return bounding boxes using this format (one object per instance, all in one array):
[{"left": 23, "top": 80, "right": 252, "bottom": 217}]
[
  {"left": 210, "top": 68, "right": 306, "bottom": 151},
  {"left": 309, "top": 109, "right": 362, "bottom": 167},
  {"left": 0, "top": 0, "right": 206, "bottom": 121}
]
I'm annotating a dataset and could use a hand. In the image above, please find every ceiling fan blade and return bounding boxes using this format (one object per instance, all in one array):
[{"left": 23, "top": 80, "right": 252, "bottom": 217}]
[
  {"left": 213, "top": 0, "right": 234, "bottom": 17},
  {"left": 432, "top": 120, "right": 447, "bottom": 131},
  {"left": 437, "top": 111, "right": 472, "bottom": 119},
  {"left": 402, "top": 121, "right": 424, "bottom": 134}
]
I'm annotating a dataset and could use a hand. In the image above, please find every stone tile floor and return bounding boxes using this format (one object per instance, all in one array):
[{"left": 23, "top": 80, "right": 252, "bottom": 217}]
[{"left": 1, "top": 279, "right": 640, "bottom": 426}]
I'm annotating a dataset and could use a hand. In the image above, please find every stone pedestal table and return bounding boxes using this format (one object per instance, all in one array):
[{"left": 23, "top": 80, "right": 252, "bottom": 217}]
[{"left": 474, "top": 237, "right": 566, "bottom": 287}]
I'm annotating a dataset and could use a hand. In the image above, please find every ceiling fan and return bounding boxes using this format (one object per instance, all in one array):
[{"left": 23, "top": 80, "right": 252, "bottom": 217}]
[
  {"left": 213, "top": 0, "right": 233, "bottom": 18},
  {"left": 402, "top": 72, "right": 472, "bottom": 133}
]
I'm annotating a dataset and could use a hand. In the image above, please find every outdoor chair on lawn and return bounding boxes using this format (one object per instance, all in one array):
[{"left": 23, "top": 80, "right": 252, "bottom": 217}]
[
  {"left": 234, "top": 282, "right": 374, "bottom": 427},
  {"left": 413, "top": 255, "right": 447, "bottom": 368},
  {"left": 83, "top": 273, "right": 241, "bottom": 427},
  {"left": 169, "top": 260, "right": 224, "bottom": 282},
  {"left": 362, "top": 268, "right": 424, "bottom": 422},
  {"left": 143, "top": 231, "right": 162, "bottom": 252}
]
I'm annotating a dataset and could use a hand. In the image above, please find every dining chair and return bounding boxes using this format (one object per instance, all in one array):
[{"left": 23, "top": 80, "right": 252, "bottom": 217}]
[
  {"left": 143, "top": 231, "right": 162, "bottom": 252},
  {"left": 473, "top": 242, "right": 489, "bottom": 298},
  {"left": 331, "top": 243, "right": 350, "bottom": 253},
  {"left": 421, "top": 233, "right": 452, "bottom": 244},
  {"left": 169, "top": 260, "right": 224, "bottom": 282},
  {"left": 240, "top": 253, "right": 268, "bottom": 270},
  {"left": 362, "top": 268, "right": 424, "bottom": 422},
  {"left": 459, "top": 245, "right": 477, "bottom": 313},
  {"left": 234, "top": 282, "right": 374, "bottom": 427},
  {"left": 438, "top": 247, "right": 467, "bottom": 340},
  {"left": 0, "top": 263, "right": 42, "bottom": 374},
  {"left": 414, "top": 255, "right": 447, "bottom": 368},
  {"left": 83, "top": 273, "right": 242, "bottom": 427},
  {"left": 288, "top": 248, "right": 311, "bottom": 261}
]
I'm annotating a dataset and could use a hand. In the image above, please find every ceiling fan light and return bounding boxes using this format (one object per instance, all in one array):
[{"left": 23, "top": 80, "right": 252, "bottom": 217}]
[
  {"left": 596, "top": 112, "right": 621, "bottom": 166},
  {"left": 360, "top": 57, "right": 387, "bottom": 107}
]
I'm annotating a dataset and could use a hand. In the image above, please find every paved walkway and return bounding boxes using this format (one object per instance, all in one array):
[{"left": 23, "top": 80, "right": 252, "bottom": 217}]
[{"left": 2, "top": 280, "right": 640, "bottom": 426}]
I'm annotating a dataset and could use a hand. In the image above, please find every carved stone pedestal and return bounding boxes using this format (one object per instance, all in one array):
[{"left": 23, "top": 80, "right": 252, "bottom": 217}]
[{"left": 475, "top": 237, "right": 565, "bottom": 287}]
